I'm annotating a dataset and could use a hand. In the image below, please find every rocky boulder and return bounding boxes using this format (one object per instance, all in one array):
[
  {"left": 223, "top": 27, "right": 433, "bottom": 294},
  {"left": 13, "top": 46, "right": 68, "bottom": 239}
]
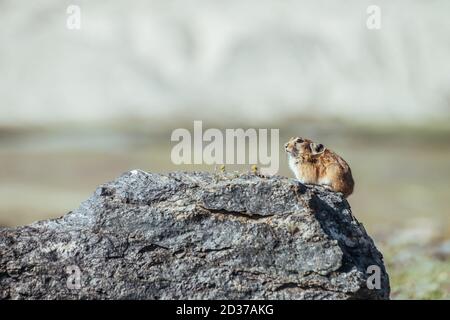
[{"left": 0, "top": 170, "right": 390, "bottom": 299}]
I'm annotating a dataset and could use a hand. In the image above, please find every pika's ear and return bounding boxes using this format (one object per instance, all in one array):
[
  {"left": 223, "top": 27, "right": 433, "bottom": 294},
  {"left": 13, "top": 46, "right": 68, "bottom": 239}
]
[{"left": 311, "top": 143, "right": 325, "bottom": 155}]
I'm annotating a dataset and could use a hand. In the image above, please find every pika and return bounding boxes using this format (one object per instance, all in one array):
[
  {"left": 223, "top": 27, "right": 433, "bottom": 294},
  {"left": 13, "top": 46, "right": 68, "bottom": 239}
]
[{"left": 284, "top": 137, "right": 354, "bottom": 198}]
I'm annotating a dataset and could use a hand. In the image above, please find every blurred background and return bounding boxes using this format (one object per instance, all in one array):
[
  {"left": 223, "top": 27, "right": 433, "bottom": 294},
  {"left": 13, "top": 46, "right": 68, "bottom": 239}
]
[{"left": 0, "top": 0, "right": 449, "bottom": 299}]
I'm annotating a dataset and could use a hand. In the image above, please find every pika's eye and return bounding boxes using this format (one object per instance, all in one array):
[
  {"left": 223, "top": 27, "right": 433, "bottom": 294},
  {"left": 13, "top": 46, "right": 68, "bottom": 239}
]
[{"left": 296, "top": 138, "right": 303, "bottom": 143}]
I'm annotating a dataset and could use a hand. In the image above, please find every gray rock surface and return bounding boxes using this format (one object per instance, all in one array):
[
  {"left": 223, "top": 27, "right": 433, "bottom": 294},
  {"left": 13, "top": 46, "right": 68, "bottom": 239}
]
[{"left": 0, "top": 170, "right": 390, "bottom": 299}]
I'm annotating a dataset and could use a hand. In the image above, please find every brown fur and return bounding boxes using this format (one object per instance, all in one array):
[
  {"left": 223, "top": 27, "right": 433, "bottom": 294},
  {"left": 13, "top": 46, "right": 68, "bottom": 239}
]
[{"left": 285, "top": 137, "right": 354, "bottom": 198}]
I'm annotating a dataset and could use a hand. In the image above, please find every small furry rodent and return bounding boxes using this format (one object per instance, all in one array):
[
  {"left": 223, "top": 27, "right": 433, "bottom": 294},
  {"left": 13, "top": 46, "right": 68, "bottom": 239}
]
[{"left": 284, "top": 137, "right": 354, "bottom": 198}]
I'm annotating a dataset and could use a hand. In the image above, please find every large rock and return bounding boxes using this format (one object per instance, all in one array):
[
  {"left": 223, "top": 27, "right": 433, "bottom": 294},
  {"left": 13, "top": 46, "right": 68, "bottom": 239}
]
[{"left": 0, "top": 170, "right": 390, "bottom": 299}]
